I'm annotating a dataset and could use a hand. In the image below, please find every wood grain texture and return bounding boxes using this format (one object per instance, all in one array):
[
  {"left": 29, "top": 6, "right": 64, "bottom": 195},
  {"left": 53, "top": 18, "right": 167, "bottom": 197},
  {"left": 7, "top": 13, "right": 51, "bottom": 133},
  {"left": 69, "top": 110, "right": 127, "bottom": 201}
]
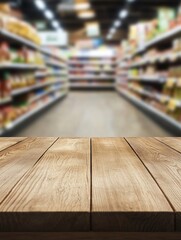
[
  {"left": 0, "top": 137, "right": 57, "bottom": 204},
  {"left": 156, "top": 137, "right": 181, "bottom": 153},
  {"left": 92, "top": 138, "right": 173, "bottom": 232},
  {"left": 0, "top": 137, "right": 26, "bottom": 152},
  {"left": 0, "top": 138, "right": 90, "bottom": 232},
  {"left": 126, "top": 137, "right": 181, "bottom": 231},
  {"left": 0, "top": 232, "right": 181, "bottom": 240}
]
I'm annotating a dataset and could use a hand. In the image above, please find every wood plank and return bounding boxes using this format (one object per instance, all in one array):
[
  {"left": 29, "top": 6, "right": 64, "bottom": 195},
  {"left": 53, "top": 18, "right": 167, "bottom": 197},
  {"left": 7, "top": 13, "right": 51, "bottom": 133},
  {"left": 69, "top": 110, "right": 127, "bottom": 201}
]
[
  {"left": 92, "top": 138, "right": 173, "bottom": 232},
  {"left": 0, "top": 138, "right": 90, "bottom": 232},
  {"left": 126, "top": 137, "right": 181, "bottom": 231},
  {"left": 156, "top": 137, "right": 181, "bottom": 153},
  {"left": 0, "top": 232, "right": 181, "bottom": 240},
  {"left": 0, "top": 137, "right": 57, "bottom": 204},
  {"left": 0, "top": 137, "right": 26, "bottom": 152}
]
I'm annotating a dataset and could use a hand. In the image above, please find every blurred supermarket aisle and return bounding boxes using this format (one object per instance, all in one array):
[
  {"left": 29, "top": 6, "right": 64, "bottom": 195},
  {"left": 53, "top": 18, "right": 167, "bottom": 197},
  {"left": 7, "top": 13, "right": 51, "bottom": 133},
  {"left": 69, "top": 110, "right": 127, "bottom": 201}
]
[{"left": 15, "top": 91, "right": 170, "bottom": 137}]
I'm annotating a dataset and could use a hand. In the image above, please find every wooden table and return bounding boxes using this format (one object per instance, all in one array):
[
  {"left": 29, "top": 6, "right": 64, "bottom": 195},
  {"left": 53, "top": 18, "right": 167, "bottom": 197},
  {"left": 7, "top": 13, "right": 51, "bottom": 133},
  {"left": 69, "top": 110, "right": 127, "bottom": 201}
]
[{"left": 0, "top": 137, "right": 181, "bottom": 240}]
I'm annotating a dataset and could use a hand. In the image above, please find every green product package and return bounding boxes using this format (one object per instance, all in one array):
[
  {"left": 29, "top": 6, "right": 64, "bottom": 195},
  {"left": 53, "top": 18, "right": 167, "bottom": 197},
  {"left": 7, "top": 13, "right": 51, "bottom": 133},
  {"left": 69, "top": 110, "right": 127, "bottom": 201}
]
[{"left": 158, "top": 8, "right": 176, "bottom": 33}]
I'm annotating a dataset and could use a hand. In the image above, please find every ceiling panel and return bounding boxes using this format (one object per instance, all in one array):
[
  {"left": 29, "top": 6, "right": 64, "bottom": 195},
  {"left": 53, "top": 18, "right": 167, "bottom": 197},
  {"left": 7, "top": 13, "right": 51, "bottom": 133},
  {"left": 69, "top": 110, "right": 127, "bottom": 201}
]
[{"left": 8, "top": 0, "right": 181, "bottom": 43}]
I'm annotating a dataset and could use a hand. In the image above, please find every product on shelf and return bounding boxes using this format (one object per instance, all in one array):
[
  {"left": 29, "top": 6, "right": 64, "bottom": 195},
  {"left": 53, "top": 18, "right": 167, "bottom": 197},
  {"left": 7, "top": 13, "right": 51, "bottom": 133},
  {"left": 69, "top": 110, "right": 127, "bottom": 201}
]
[
  {"left": 0, "top": 4, "right": 11, "bottom": 15},
  {"left": 0, "top": 63, "right": 68, "bottom": 104},
  {"left": 0, "top": 25, "right": 69, "bottom": 135},
  {"left": 69, "top": 56, "right": 116, "bottom": 88},
  {"left": 42, "top": 46, "right": 68, "bottom": 62},
  {"left": 0, "top": 42, "right": 44, "bottom": 65},
  {"left": 0, "top": 13, "right": 41, "bottom": 44},
  {"left": 1, "top": 87, "right": 69, "bottom": 128},
  {"left": 10, "top": 72, "right": 35, "bottom": 89},
  {"left": 129, "top": 35, "right": 181, "bottom": 67},
  {"left": 116, "top": 1, "right": 181, "bottom": 126},
  {"left": 124, "top": 5, "right": 181, "bottom": 53},
  {"left": 0, "top": 73, "right": 11, "bottom": 101}
]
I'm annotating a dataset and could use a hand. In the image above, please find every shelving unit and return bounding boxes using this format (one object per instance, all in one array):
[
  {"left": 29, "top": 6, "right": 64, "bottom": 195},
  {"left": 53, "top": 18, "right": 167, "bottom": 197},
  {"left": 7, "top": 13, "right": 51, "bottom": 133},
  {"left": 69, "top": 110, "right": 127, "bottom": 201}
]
[
  {"left": 116, "top": 87, "right": 181, "bottom": 132},
  {"left": 117, "top": 16, "right": 181, "bottom": 133},
  {"left": 71, "top": 83, "right": 114, "bottom": 89},
  {"left": 128, "top": 75, "right": 166, "bottom": 83},
  {"left": 12, "top": 79, "right": 68, "bottom": 96},
  {"left": 45, "top": 59, "right": 66, "bottom": 69},
  {"left": 0, "top": 63, "right": 45, "bottom": 70},
  {"left": 69, "top": 55, "right": 116, "bottom": 90},
  {"left": 0, "top": 98, "right": 11, "bottom": 105},
  {"left": 129, "top": 26, "right": 181, "bottom": 59},
  {"left": 5, "top": 91, "right": 67, "bottom": 133},
  {"left": 69, "top": 75, "right": 115, "bottom": 80},
  {"left": 0, "top": 27, "right": 69, "bottom": 136}
]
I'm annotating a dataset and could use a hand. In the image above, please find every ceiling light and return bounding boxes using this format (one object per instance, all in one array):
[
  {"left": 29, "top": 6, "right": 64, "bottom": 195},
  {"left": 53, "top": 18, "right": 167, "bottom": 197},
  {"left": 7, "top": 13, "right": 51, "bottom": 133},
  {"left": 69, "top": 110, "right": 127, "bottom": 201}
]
[
  {"left": 74, "top": 3, "right": 91, "bottom": 11},
  {"left": 34, "top": 0, "right": 46, "bottom": 10},
  {"left": 114, "top": 20, "right": 121, "bottom": 28},
  {"left": 119, "top": 9, "right": 128, "bottom": 19},
  {"left": 78, "top": 10, "right": 95, "bottom": 19},
  {"left": 52, "top": 20, "right": 60, "bottom": 29},
  {"left": 44, "top": 10, "right": 54, "bottom": 19},
  {"left": 127, "top": 0, "right": 135, "bottom": 2}
]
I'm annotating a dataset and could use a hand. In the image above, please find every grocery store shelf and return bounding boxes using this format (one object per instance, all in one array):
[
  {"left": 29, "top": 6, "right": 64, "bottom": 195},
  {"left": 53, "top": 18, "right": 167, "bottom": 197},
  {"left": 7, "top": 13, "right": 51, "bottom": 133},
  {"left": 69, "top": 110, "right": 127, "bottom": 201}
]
[
  {"left": 154, "top": 93, "right": 171, "bottom": 103},
  {"left": 69, "top": 67, "right": 115, "bottom": 72},
  {"left": 29, "top": 84, "right": 69, "bottom": 103},
  {"left": 5, "top": 92, "right": 68, "bottom": 132},
  {"left": 129, "top": 51, "right": 181, "bottom": 68},
  {"left": 146, "top": 25, "right": 181, "bottom": 49},
  {"left": 69, "top": 75, "right": 115, "bottom": 80},
  {"left": 131, "top": 47, "right": 145, "bottom": 58},
  {"left": 117, "top": 55, "right": 131, "bottom": 63},
  {"left": 118, "top": 63, "right": 129, "bottom": 70},
  {"left": 129, "top": 86, "right": 154, "bottom": 98},
  {"left": 40, "top": 47, "right": 67, "bottom": 62},
  {"left": 0, "top": 29, "right": 38, "bottom": 50},
  {"left": 69, "top": 61, "right": 116, "bottom": 65},
  {"left": 128, "top": 85, "right": 181, "bottom": 107},
  {"left": 129, "top": 26, "right": 181, "bottom": 59},
  {"left": 35, "top": 71, "right": 68, "bottom": 78},
  {"left": 0, "top": 63, "right": 45, "bottom": 70},
  {"left": 71, "top": 84, "right": 114, "bottom": 88},
  {"left": 12, "top": 79, "right": 68, "bottom": 96},
  {"left": 35, "top": 72, "right": 47, "bottom": 78},
  {"left": 45, "top": 60, "right": 67, "bottom": 68},
  {"left": 129, "top": 58, "right": 165, "bottom": 68},
  {"left": 0, "top": 98, "right": 12, "bottom": 105},
  {"left": 116, "top": 87, "right": 181, "bottom": 132},
  {"left": 0, "top": 30, "right": 67, "bottom": 64},
  {"left": 129, "top": 61, "right": 147, "bottom": 68},
  {"left": 129, "top": 85, "right": 170, "bottom": 103},
  {"left": 128, "top": 75, "right": 165, "bottom": 83}
]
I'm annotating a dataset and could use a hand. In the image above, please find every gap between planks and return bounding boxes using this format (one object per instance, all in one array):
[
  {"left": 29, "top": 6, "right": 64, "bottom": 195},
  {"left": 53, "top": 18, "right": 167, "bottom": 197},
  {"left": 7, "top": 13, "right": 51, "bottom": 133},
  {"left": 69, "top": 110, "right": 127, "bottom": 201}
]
[
  {"left": 124, "top": 137, "right": 176, "bottom": 212},
  {"left": 0, "top": 137, "right": 27, "bottom": 152},
  {"left": 91, "top": 138, "right": 174, "bottom": 232},
  {"left": 126, "top": 137, "right": 181, "bottom": 231},
  {"left": 0, "top": 138, "right": 90, "bottom": 232},
  {"left": 0, "top": 137, "right": 58, "bottom": 206}
]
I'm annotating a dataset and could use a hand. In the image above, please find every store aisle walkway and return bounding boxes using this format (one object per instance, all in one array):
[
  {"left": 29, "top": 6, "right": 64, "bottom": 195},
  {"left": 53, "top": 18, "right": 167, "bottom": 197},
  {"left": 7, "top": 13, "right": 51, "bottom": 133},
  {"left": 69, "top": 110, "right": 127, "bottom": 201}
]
[{"left": 16, "top": 91, "right": 171, "bottom": 137}]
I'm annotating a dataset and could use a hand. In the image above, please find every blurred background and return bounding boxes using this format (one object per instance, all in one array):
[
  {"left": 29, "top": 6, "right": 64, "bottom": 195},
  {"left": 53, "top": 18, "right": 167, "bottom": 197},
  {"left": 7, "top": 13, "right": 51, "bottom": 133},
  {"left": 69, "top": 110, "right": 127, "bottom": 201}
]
[{"left": 0, "top": 0, "right": 181, "bottom": 137}]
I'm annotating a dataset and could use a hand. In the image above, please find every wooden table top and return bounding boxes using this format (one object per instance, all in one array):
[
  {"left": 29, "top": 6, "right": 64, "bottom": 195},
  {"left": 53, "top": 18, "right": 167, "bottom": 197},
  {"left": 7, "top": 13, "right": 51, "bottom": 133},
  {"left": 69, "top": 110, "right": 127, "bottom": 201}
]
[{"left": 0, "top": 137, "right": 181, "bottom": 233}]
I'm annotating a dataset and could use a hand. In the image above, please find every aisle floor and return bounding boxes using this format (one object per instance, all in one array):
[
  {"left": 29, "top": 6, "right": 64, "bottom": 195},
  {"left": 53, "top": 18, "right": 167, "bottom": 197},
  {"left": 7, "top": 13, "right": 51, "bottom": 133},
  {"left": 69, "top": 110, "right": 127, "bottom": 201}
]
[{"left": 16, "top": 91, "right": 171, "bottom": 137}]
